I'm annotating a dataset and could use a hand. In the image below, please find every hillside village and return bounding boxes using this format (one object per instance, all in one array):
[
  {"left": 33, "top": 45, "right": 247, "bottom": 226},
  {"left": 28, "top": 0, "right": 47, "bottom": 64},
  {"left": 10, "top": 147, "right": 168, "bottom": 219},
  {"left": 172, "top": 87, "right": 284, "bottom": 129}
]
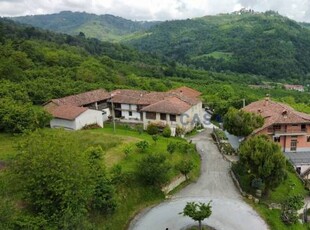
[{"left": 1, "top": 8, "right": 310, "bottom": 230}]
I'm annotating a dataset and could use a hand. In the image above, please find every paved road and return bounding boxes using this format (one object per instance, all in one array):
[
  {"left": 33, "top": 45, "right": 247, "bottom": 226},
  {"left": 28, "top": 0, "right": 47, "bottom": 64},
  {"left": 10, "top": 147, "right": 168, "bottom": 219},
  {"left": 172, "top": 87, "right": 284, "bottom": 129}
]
[{"left": 129, "top": 129, "right": 268, "bottom": 230}]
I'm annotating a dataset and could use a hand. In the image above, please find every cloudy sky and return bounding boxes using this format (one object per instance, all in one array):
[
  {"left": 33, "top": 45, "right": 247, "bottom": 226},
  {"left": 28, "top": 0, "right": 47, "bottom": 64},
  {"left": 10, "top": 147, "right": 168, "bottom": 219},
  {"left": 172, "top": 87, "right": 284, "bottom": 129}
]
[{"left": 0, "top": 0, "right": 310, "bottom": 22}]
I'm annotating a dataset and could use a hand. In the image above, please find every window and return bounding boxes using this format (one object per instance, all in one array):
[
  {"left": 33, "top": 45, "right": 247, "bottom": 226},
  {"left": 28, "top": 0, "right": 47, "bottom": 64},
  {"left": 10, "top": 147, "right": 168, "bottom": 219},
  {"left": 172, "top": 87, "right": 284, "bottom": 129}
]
[
  {"left": 273, "top": 137, "right": 280, "bottom": 143},
  {"left": 170, "top": 114, "right": 176, "bottom": 122},
  {"left": 307, "top": 136, "right": 310, "bottom": 142},
  {"left": 160, "top": 113, "right": 166, "bottom": 121},
  {"left": 301, "top": 124, "right": 306, "bottom": 131},
  {"left": 129, "top": 111, "right": 132, "bottom": 116},
  {"left": 146, "top": 112, "right": 156, "bottom": 120},
  {"left": 273, "top": 125, "right": 281, "bottom": 131}
]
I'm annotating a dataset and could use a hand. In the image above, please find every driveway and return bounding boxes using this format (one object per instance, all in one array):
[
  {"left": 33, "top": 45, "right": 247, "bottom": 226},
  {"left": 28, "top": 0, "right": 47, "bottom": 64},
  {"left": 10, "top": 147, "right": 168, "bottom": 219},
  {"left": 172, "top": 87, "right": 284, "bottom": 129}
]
[{"left": 128, "top": 129, "right": 268, "bottom": 230}]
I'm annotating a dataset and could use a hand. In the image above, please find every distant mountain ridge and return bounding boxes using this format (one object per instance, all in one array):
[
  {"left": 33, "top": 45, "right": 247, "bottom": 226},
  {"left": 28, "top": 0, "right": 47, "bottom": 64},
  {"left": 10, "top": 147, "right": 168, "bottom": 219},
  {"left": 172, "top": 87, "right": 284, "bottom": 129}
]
[
  {"left": 126, "top": 11, "right": 310, "bottom": 81},
  {"left": 11, "top": 11, "right": 160, "bottom": 42}
]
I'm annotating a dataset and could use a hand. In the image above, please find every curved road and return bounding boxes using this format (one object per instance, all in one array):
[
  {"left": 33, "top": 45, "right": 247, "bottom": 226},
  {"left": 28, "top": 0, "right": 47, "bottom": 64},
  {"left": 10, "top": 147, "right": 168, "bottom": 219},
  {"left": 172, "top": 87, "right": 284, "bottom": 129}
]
[{"left": 129, "top": 129, "right": 268, "bottom": 230}]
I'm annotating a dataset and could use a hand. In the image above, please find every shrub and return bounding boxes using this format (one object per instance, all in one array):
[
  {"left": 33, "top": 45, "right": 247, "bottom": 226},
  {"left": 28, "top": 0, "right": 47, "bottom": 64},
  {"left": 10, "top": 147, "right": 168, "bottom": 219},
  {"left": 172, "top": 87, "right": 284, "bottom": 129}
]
[
  {"left": 281, "top": 195, "right": 304, "bottom": 225},
  {"left": 123, "top": 145, "right": 132, "bottom": 158},
  {"left": 146, "top": 123, "right": 159, "bottom": 135},
  {"left": 136, "top": 153, "right": 171, "bottom": 186},
  {"left": 162, "top": 125, "right": 171, "bottom": 137},
  {"left": 167, "top": 142, "right": 177, "bottom": 154},
  {"left": 177, "top": 159, "right": 194, "bottom": 179},
  {"left": 176, "top": 126, "right": 185, "bottom": 137},
  {"left": 152, "top": 134, "right": 159, "bottom": 144},
  {"left": 135, "top": 140, "right": 149, "bottom": 153}
]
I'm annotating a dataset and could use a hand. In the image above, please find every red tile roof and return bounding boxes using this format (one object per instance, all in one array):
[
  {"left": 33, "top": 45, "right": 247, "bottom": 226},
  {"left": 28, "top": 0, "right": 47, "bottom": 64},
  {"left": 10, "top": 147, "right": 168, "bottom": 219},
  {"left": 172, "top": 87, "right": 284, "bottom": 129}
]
[
  {"left": 141, "top": 97, "right": 191, "bottom": 114},
  {"left": 169, "top": 86, "right": 202, "bottom": 98},
  {"left": 110, "top": 88, "right": 201, "bottom": 107},
  {"left": 243, "top": 98, "right": 310, "bottom": 134},
  {"left": 51, "top": 105, "right": 88, "bottom": 120},
  {"left": 51, "top": 89, "right": 110, "bottom": 107}
]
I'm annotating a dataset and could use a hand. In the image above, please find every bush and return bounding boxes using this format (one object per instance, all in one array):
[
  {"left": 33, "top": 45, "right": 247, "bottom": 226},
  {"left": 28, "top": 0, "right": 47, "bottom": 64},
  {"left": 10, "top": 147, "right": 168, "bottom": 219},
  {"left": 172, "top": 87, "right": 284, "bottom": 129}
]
[
  {"left": 176, "top": 126, "right": 185, "bottom": 137},
  {"left": 162, "top": 125, "right": 171, "bottom": 137},
  {"left": 146, "top": 123, "right": 159, "bottom": 135},
  {"left": 167, "top": 142, "right": 177, "bottom": 154},
  {"left": 281, "top": 195, "right": 304, "bottom": 225},
  {"left": 135, "top": 140, "right": 149, "bottom": 153},
  {"left": 177, "top": 159, "right": 194, "bottom": 179},
  {"left": 136, "top": 153, "right": 171, "bottom": 186}
]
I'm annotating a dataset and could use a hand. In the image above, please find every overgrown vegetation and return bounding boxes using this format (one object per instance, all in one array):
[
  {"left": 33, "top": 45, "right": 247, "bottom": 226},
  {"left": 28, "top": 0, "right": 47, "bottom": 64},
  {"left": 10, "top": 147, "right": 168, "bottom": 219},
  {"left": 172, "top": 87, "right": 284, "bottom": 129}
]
[{"left": 0, "top": 125, "right": 201, "bottom": 229}]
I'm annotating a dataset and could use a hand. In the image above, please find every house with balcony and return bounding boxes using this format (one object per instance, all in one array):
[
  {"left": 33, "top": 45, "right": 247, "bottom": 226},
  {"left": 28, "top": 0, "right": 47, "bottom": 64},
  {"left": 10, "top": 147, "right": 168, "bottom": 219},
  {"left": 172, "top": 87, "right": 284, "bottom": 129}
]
[
  {"left": 243, "top": 97, "right": 310, "bottom": 178},
  {"left": 109, "top": 87, "right": 203, "bottom": 135}
]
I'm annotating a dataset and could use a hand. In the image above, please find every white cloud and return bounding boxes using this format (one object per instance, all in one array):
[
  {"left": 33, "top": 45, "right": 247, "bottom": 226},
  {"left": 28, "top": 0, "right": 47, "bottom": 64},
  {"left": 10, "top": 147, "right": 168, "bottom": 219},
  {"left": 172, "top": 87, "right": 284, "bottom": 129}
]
[{"left": 0, "top": 0, "right": 310, "bottom": 22}]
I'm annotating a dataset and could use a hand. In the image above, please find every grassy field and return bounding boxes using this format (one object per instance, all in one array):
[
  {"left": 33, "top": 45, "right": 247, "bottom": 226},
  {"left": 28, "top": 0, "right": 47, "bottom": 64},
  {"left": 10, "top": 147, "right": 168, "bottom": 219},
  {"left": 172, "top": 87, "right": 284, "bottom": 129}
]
[{"left": 0, "top": 124, "right": 201, "bottom": 230}]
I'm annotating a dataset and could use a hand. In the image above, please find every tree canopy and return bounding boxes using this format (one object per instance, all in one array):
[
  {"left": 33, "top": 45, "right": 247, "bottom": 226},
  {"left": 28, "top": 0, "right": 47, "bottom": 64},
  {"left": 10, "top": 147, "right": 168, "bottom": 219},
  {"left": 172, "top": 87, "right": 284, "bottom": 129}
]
[
  {"left": 238, "top": 135, "right": 286, "bottom": 193},
  {"left": 11, "top": 130, "right": 116, "bottom": 229},
  {"left": 223, "top": 107, "right": 264, "bottom": 136}
]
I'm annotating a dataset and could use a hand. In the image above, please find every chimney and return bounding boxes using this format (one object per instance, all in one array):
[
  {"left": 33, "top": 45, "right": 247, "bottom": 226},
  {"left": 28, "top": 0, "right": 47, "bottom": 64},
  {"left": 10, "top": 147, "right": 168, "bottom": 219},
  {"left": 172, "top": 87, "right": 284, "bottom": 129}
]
[
  {"left": 264, "top": 94, "right": 270, "bottom": 106},
  {"left": 282, "top": 110, "right": 288, "bottom": 118}
]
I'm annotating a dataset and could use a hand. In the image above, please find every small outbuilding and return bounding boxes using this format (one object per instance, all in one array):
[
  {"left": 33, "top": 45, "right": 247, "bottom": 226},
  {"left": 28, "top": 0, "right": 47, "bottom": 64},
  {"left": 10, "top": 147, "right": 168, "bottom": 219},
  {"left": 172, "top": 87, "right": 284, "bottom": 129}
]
[{"left": 50, "top": 105, "right": 103, "bottom": 130}]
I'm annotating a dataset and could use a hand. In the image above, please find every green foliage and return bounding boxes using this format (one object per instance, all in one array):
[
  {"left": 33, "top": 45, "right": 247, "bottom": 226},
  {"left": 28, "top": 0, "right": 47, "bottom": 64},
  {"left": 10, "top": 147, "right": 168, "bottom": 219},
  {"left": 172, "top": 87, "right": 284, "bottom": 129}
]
[
  {"left": 238, "top": 135, "right": 287, "bottom": 193},
  {"left": 128, "top": 11, "right": 310, "bottom": 81},
  {"left": 86, "top": 146, "right": 117, "bottom": 214},
  {"left": 136, "top": 153, "right": 171, "bottom": 186},
  {"left": 0, "top": 98, "right": 51, "bottom": 133},
  {"left": 177, "top": 159, "right": 194, "bottom": 179},
  {"left": 146, "top": 123, "right": 159, "bottom": 135},
  {"left": 162, "top": 125, "right": 172, "bottom": 137},
  {"left": 11, "top": 131, "right": 116, "bottom": 228},
  {"left": 152, "top": 134, "right": 159, "bottom": 144},
  {"left": 12, "top": 11, "right": 158, "bottom": 42},
  {"left": 167, "top": 142, "right": 177, "bottom": 154},
  {"left": 180, "top": 201, "right": 212, "bottom": 230},
  {"left": 223, "top": 107, "right": 264, "bottom": 136},
  {"left": 123, "top": 145, "right": 132, "bottom": 158},
  {"left": 281, "top": 195, "right": 304, "bottom": 225},
  {"left": 135, "top": 140, "right": 150, "bottom": 153}
]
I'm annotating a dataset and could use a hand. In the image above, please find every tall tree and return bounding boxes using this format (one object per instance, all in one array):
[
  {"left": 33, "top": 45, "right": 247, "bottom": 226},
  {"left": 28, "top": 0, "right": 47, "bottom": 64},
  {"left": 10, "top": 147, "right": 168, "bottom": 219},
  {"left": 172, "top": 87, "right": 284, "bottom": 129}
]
[
  {"left": 238, "top": 135, "right": 286, "bottom": 194},
  {"left": 223, "top": 107, "right": 264, "bottom": 136}
]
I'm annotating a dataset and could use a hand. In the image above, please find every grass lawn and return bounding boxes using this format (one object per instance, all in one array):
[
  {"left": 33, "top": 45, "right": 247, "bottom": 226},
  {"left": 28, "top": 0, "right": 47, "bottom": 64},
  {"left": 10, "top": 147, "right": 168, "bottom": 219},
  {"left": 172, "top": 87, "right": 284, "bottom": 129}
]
[
  {"left": 251, "top": 202, "right": 309, "bottom": 230},
  {"left": 0, "top": 124, "right": 201, "bottom": 230}
]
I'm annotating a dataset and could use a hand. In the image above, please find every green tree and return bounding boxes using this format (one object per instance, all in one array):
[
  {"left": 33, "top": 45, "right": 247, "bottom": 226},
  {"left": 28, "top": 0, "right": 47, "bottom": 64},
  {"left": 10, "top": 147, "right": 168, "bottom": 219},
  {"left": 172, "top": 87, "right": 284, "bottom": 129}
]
[
  {"left": 238, "top": 135, "right": 286, "bottom": 194},
  {"left": 281, "top": 195, "right": 304, "bottom": 225},
  {"left": 167, "top": 142, "right": 177, "bottom": 154},
  {"left": 223, "top": 107, "right": 264, "bottom": 136},
  {"left": 152, "top": 134, "right": 159, "bottom": 144},
  {"left": 11, "top": 131, "right": 115, "bottom": 228},
  {"left": 86, "top": 146, "right": 117, "bottom": 214},
  {"left": 177, "top": 159, "right": 194, "bottom": 179},
  {"left": 135, "top": 140, "right": 149, "bottom": 153},
  {"left": 180, "top": 201, "right": 212, "bottom": 230},
  {"left": 136, "top": 153, "right": 171, "bottom": 186}
]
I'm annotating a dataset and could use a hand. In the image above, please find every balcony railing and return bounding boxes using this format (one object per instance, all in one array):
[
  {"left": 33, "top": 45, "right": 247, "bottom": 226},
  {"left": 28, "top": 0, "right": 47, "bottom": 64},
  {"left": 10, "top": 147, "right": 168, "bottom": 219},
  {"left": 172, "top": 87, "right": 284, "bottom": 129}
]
[{"left": 268, "top": 127, "right": 307, "bottom": 134}]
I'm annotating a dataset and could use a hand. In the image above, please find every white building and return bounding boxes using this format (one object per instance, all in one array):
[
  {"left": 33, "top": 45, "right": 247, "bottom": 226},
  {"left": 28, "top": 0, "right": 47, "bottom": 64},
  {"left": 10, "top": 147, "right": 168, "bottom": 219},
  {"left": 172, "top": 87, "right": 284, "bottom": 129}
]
[{"left": 50, "top": 105, "right": 103, "bottom": 130}]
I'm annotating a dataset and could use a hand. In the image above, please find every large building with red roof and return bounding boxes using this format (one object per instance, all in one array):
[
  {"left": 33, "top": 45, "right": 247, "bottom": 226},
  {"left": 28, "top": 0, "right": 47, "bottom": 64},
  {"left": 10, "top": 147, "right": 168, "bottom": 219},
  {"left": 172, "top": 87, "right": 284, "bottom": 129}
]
[
  {"left": 44, "top": 86, "right": 203, "bottom": 134},
  {"left": 243, "top": 97, "right": 310, "bottom": 177}
]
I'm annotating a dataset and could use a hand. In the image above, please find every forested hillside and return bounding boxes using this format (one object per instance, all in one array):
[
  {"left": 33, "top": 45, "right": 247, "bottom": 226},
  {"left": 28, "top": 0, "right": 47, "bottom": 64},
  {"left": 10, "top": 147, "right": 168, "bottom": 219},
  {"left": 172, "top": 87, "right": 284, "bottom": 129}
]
[
  {"left": 127, "top": 11, "right": 310, "bottom": 82},
  {"left": 11, "top": 11, "right": 159, "bottom": 42}
]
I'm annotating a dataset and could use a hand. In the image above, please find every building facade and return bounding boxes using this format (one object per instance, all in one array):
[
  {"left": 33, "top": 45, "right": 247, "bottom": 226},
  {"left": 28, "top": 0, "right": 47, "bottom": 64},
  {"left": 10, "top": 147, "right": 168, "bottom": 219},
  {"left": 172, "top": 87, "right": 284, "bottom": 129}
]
[{"left": 243, "top": 98, "right": 310, "bottom": 176}]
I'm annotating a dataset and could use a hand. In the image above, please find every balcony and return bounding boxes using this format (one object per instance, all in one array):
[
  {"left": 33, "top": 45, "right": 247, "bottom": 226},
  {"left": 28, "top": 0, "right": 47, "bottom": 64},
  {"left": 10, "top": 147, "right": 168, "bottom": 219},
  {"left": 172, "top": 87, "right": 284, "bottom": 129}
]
[{"left": 268, "top": 127, "right": 308, "bottom": 136}]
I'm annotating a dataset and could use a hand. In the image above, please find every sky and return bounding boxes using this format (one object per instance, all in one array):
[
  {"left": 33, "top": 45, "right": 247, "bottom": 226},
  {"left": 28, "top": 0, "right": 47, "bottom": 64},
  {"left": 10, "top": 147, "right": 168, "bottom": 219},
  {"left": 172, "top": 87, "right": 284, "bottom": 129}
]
[{"left": 0, "top": 0, "right": 310, "bottom": 22}]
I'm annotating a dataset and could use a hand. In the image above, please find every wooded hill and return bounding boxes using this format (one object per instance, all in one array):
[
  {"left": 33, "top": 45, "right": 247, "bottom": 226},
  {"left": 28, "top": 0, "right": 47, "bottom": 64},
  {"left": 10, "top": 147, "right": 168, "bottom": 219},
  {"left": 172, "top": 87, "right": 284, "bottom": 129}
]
[
  {"left": 11, "top": 11, "right": 159, "bottom": 42},
  {"left": 127, "top": 11, "right": 310, "bottom": 82},
  {"left": 11, "top": 10, "right": 310, "bottom": 82}
]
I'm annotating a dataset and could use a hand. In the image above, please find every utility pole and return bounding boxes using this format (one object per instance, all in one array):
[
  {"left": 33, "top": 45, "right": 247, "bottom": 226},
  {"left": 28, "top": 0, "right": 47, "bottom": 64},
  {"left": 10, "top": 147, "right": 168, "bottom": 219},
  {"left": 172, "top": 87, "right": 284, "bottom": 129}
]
[
  {"left": 242, "top": 98, "right": 245, "bottom": 108},
  {"left": 111, "top": 101, "right": 116, "bottom": 133}
]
